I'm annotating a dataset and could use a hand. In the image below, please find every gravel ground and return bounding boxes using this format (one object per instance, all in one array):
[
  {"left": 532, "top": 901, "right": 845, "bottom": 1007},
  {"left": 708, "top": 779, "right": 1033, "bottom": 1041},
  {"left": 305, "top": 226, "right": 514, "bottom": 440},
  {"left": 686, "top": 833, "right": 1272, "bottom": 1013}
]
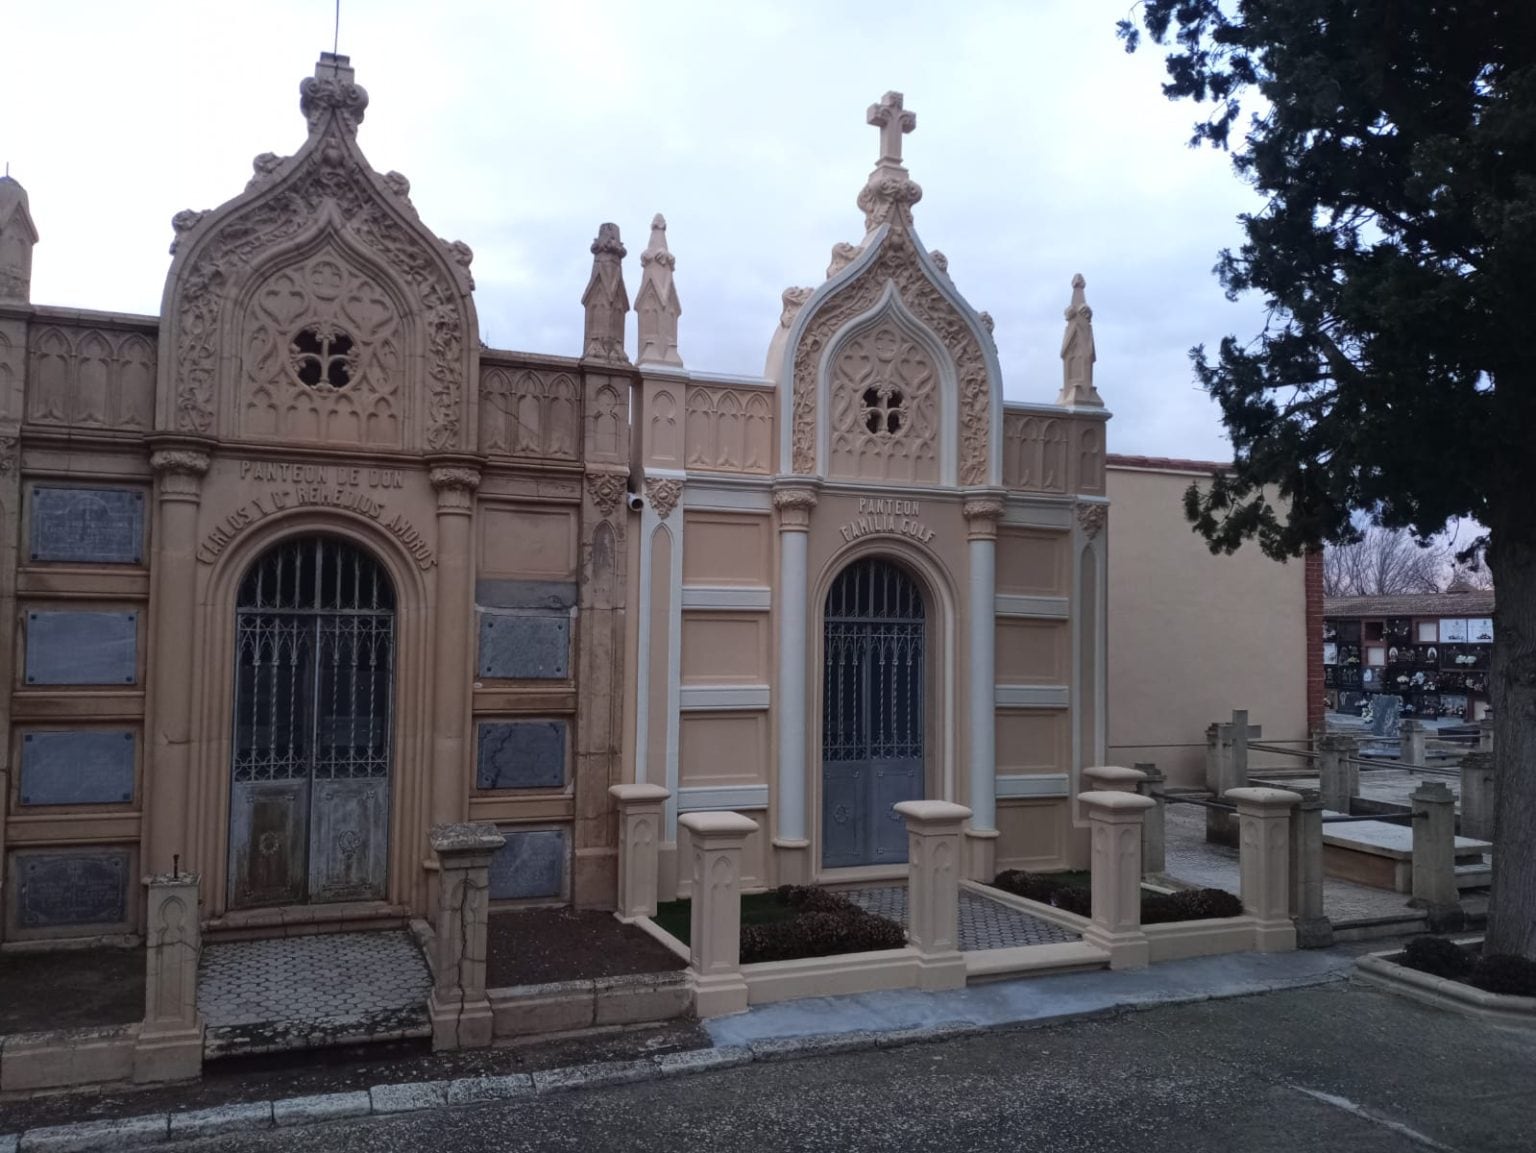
[
  {"left": 485, "top": 907, "right": 685, "bottom": 987},
  {"left": 0, "top": 947, "right": 144, "bottom": 1034}
]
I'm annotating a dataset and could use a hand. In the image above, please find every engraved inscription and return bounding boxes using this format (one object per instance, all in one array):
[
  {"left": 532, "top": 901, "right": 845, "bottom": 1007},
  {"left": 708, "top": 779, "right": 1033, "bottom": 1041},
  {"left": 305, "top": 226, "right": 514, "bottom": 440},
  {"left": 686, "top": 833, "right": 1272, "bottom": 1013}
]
[
  {"left": 197, "top": 484, "right": 435, "bottom": 570},
  {"left": 31, "top": 487, "right": 145, "bottom": 564},
  {"left": 838, "top": 495, "right": 935, "bottom": 544},
  {"left": 17, "top": 849, "right": 131, "bottom": 928}
]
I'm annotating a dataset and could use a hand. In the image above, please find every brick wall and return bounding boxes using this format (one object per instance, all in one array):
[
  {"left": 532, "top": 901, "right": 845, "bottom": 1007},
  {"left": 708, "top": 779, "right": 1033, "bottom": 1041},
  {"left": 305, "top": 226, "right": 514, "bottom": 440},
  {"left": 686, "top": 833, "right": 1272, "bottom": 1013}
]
[{"left": 1304, "top": 548, "right": 1325, "bottom": 734}]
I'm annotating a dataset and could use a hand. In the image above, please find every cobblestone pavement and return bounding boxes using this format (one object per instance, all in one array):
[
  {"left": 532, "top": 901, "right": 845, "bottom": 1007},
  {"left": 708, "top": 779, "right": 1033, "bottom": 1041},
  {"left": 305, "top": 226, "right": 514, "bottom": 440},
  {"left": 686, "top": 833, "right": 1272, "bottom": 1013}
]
[
  {"left": 844, "top": 885, "right": 1079, "bottom": 950},
  {"left": 198, "top": 931, "right": 432, "bottom": 1057}
]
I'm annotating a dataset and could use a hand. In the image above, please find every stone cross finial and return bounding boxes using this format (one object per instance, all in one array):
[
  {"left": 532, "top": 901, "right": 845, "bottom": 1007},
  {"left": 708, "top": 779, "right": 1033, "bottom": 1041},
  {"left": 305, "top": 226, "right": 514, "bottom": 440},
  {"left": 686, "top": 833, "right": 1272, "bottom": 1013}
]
[
  {"left": 868, "top": 91, "right": 916, "bottom": 166},
  {"left": 636, "top": 212, "right": 683, "bottom": 367},
  {"left": 1057, "top": 273, "right": 1102, "bottom": 407}
]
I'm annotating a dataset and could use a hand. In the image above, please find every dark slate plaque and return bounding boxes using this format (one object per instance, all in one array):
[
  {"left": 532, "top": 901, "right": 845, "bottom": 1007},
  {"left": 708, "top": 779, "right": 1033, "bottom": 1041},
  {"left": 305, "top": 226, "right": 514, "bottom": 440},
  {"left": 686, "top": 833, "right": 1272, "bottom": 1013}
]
[
  {"left": 15, "top": 849, "right": 131, "bottom": 928},
  {"left": 475, "top": 579, "right": 578, "bottom": 610},
  {"left": 20, "top": 730, "right": 136, "bottom": 806},
  {"left": 477, "top": 613, "right": 569, "bottom": 679},
  {"left": 488, "top": 828, "right": 567, "bottom": 900},
  {"left": 26, "top": 611, "right": 138, "bottom": 685},
  {"left": 1370, "top": 694, "right": 1404, "bottom": 738},
  {"left": 30, "top": 486, "right": 145, "bottom": 564},
  {"left": 476, "top": 721, "right": 567, "bottom": 790}
]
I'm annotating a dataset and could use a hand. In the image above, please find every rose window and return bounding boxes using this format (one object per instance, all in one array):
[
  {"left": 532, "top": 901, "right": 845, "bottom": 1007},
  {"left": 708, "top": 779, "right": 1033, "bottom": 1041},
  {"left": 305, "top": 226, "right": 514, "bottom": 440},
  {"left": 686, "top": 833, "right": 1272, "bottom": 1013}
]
[
  {"left": 290, "top": 324, "right": 357, "bottom": 389},
  {"left": 861, "top": 386, "right": 906, "bottom": 435}
]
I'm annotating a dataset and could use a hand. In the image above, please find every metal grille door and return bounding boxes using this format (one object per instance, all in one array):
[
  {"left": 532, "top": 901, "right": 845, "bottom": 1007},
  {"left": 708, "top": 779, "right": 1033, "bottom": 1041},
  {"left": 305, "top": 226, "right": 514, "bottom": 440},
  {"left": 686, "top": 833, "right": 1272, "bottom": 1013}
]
[
  {"left": 229, "top": 537, "right": 395, "bottom": 909},
  {"left": 822, "top": 558, "right": 925, "bottom": 868}
]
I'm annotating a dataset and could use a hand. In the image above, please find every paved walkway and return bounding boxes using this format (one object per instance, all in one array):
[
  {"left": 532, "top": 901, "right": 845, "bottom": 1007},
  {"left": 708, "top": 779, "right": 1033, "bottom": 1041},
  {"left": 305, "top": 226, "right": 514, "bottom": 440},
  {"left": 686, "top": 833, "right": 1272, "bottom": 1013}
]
[
  {"left": 198, "top": 930, "right": 432, "bottom": 1057},
  {"left": 844, "top": 885, "right": 1078, "bottom": 950}
]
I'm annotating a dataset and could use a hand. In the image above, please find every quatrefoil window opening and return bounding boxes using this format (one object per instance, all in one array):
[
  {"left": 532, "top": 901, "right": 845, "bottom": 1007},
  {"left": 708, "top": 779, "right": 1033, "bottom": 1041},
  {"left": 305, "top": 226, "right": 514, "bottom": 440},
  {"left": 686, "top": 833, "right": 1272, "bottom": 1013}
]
[
  {"left": 862, "top": 385, "right": 906, "bottom": 435},
  {"left": 290, "top": 324, "right": 358, "bottom": 390}
]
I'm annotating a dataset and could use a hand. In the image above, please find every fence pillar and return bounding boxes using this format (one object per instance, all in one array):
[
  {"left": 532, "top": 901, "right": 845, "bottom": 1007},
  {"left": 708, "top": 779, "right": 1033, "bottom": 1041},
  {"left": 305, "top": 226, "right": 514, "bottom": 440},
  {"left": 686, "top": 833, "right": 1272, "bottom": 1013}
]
[
  {"left": 1460, "top": 752, "right": 1496, "bottom": 841},
  {"left": 1207, "top": 722, "right": 1239, "bottom": 846},
  {"left": 1204, "top": 723, "right": 1221, "bottom": 792},
  {"left": 1402, "top": 719, "right": 1427, "bottom": 768},
  {"left": 610, "top": 783, "right": 669, "bottom": 920},
  {"left": 679, "top": 811, "right": 757, "bottom": 1018},
  {"left": 428, "top": 822, "right": 504, "bottom": 1051},
  {"left": 133, "top": 872, "right": 204, "bottom": 1083},
  {"left": 1478, "top": 718, "right": 1494, "bottom": 751},
  {"left": 1083, "top": 765, "right": 1146, "bottom": 793},
  {"left": 1226, "top": 787, "right": 1301, "bottom": 952},
  {"left": 1289, "top": 794, "right": 1333, "bottom": 948},
  {"left": 1079, "top": 790, "right": 1155, "bottom": 970},
  {"left": 895, "top": 800, "right": 971, "bottom": 991},
  {"left": 1317, "top": 733, "right": 1356, "bottom": 813},
  {"left": 1410, "top": 782, "right": 1463, "bottom": 930},
  {"left": 1135, "top": 762, "right": 1166, "bottom": 876}
]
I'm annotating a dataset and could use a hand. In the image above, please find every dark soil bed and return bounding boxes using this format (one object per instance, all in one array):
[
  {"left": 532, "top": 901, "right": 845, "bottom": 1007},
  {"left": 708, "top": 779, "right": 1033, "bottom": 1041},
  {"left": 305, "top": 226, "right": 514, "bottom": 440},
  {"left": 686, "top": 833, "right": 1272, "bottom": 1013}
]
[
  {"left": 1395, "top": 936, "right": 1536, "bottom": 997},
  {"left": 0, "top": 947, "right": 145, "bottom": 1035},
  {"left": 655, "top": 886, "right": 905, "bottom": 963},
  {"left": 990, "top": 870, "right": 1244, "bottom": 925},
  {"left": 485, "top": 906, "right": 685, "bottom": 988}
]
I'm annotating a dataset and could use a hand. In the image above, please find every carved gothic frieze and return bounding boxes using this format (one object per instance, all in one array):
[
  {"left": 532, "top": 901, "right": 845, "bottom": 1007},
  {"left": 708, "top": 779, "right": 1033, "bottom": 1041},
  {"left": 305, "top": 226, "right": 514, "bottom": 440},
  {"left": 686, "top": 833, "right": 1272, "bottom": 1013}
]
[
  {"left": 685, "top": 385, "right": 772, "bottom": 474},
  {"left": 27, "top": 325, "right": 155, "bottom": 432},
  {"left": 1001, "top": 412, "right": 1071, "bottom": 494},
  {"left": 480, "top": 367, "right": 580, "bottom": 460}
]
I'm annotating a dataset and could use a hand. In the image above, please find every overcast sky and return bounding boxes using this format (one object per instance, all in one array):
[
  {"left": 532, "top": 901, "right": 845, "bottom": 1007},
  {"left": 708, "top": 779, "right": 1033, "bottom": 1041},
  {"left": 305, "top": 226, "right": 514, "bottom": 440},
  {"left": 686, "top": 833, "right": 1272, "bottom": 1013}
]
[{"left": 2, "top": 0, "right": 1269, "bottom": 461}]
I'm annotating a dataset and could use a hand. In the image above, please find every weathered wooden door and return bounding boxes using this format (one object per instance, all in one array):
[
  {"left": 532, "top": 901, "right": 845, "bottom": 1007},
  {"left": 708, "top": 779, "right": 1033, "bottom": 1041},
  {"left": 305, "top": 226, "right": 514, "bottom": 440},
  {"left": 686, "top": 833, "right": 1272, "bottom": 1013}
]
[
  {"left": 821, "top": 558, "right": 925, "bottom": 869},
  {"left": 229, "top": 537, "right": 394, "bottom": 909}
]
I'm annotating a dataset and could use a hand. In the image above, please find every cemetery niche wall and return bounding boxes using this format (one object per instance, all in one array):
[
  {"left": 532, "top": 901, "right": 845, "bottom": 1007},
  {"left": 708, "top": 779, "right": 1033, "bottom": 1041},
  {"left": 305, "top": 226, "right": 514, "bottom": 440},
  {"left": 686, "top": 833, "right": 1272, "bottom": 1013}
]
[{"left": 0, "top": 56, "right": 1111, "bottom": 946}]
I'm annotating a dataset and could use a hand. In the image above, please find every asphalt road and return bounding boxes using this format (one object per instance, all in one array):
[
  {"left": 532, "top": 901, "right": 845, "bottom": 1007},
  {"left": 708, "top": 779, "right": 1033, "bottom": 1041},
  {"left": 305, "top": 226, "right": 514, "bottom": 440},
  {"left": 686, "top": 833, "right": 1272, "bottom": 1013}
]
[{"left": 182, "top": 984, "right": 1536, "bottom": 1152}]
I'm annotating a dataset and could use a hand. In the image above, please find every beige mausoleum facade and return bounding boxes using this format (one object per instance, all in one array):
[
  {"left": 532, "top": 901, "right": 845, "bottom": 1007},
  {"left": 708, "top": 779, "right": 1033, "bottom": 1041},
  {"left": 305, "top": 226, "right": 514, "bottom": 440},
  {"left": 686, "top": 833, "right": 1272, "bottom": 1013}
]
[{"left": 0, "top": 55, "right": 1114, "bottom": 945}]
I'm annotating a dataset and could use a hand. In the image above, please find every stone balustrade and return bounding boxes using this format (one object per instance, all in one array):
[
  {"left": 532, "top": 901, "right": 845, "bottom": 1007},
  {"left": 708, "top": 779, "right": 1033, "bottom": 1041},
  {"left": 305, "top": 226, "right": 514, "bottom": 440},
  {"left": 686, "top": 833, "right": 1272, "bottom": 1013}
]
[
  {"left": 610, "top": 783, "right": 670, "bottom": 920},
  {"left": 678, "top": 810, "right": 758, "bottom": 1018},
  {"left": 428, "top": 822, "right": 505, "bottom": 1050},
  {"left": 894, "top": 800, "right": 971, "bottom": 991}
]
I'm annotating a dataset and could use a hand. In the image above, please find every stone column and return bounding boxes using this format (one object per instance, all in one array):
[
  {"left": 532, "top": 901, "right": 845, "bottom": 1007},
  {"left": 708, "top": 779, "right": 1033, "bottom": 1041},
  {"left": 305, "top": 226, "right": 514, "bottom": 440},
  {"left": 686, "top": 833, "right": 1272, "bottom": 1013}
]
[
  {"left": 895, "top": 800, "right": 971, "bottom": 991},
  {"left": 1402, "top": 719, "right": 1427, "bottom": 768},
  {"left": 772, "top": 486, "right": 817, "bottom": 885},
  {"left": 1289, "top": 794, "right": 1333, "bottom": 948},
  {"left": 145, "top": 443, "right": 211, "bottom": 875},
  {"left": 428, "top": 463, "right": 480, "bottom": 831},
  {"left": 1226, "top": 786, "right": 1301, "bottom": 952},
  {"left": 963, "top": 495, "right": 1003, "bottom": 880},
  {"left": 1083, "top": 765, "right": 1146, "bottom": 793},
  {"left": 1317, "top": 733, "right": 1357, "bottom": 814},
  {"left": 1135, "top": 763, "right": 1166, "bottom": 876},
  {"left": 133, "top": 872, "right": 203, "bottom": 1083},
  {"left": 428, "top": 822, "right": 505, "bottom": 1050},
  {"left": 1460, "top": 751, "right": 1496, "bottom": 841},
  {"left": 611, "top": 783, "right": 669, "bottom": 920},
  {"left": 1079, "top": 790, "right": 1155, "bottom": 970},
  {"left": 679, "top": 811, "right": 758, "bottom": 1018},
  {"left": 1410, "top": 782, "right": 1463, "bottom": 929}
]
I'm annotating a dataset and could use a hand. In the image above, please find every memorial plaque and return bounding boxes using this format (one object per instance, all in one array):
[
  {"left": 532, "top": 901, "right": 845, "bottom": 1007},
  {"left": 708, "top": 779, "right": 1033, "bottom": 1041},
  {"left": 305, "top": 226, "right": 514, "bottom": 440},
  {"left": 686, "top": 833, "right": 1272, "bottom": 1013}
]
[
  {"left": 477, "top": 613, "right": 569, "bottom": 679},
  {"left": 26, "top": 611, "right": 138, "bottom": 684},
  {"left": 19, "top": 729, "right": 136, "bottom": 806},
  {"left": 1369, "top": 694, "right": 1403, "bottom": 737},
  {"left": 15, "top": 848, "right": 131, "bottom": 928},
  {"left": 488, "top": 828, "right": 567, "bottom": 900},
  {"left": 476, "top": 720, "right": 567, "bottom": 790},
  {"left": 30, "top": 486, "right": 145, "bottom": 564}
]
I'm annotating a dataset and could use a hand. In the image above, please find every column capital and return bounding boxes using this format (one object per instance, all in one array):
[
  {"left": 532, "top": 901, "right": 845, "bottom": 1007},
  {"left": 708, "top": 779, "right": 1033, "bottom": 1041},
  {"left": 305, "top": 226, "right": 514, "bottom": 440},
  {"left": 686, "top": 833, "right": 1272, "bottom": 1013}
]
[
  {"left": 772, "top": 483, "right": 819, "bottom": 530},
  {"left": 962, "top": 490, "right": 1005, "bottom": 540},
  {"left": 429, "top": 458, "right": 482, "bottom": 514},
  {"left": 148, "top": 439, "right": 212, "bottom": 501}
]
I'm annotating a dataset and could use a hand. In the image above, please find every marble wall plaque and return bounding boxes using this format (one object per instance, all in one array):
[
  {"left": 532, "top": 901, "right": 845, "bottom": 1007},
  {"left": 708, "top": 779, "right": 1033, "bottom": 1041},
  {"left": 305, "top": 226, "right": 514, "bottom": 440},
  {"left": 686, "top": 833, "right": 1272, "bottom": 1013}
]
[
  {"left": 488, "top": 828, "right": 567, "bottom": 900},
  {"left": 25, "top": 611, "right": 138, "bottom": 685},
  {"left": 476, "top": 721, "right": 567, "bottom": 790},
  {"left": 477, "top": 613, "right": 569, "bottom": 679},
  {"left": 14, "top": 849, "right": 131, "bottom": 928},
  {"left": 30, "top": 486, "right": 145, "bottom": 564},
  {"left": 19, "top": 730, "right": 136, "bottom": 806}
]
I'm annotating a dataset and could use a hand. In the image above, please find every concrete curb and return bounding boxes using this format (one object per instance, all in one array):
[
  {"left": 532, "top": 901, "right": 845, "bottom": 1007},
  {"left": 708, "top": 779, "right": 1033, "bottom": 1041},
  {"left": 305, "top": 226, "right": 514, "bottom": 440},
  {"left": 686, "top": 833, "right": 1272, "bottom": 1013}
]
[{"left": 2, "top": 968, "right": 1352, "bottom": 1152}]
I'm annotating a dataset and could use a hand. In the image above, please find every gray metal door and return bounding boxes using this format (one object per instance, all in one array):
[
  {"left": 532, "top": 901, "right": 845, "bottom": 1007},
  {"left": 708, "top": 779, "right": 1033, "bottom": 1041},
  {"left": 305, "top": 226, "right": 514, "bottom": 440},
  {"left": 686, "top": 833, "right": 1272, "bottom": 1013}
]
[
  {"left": 822, "top": 558, "right": 925, "bottom": 868},
  {"left": 229, "top": 537, "right": 394, "bottom": 909}
]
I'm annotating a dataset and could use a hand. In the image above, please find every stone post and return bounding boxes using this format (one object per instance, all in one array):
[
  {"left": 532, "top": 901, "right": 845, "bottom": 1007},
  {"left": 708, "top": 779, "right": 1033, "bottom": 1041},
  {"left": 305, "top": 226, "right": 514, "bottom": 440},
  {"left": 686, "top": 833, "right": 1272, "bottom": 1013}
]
[
  {"left": 1204, "top": 722, "right": 1220, "bottom": 793},
  {"left": 428, "top": 465, "right": 481, "bottom": 832},
  {"left": 1207, "top": 722, "right": 1237, "bottom": 846},
  {"left": 895, "top": 800, "right": 971, "bottom": 991},
  {"left": 1317, "top": 733, "right": 1357, "bottom": 814},
  {"left": 1289, "top": 794, "right": 1333, "bottom": 948},
  {"left": 1410, "top": 782, "right": 1463, "bottom": 930},
  {"left": 679, "top": 811, "right": 758, "bottom": 1018},
  {"left": 610, "top": 783, "right": 669, "bottom": 920},
  {"left": 1083, "top": 765, "right": 1146, "bottom": 793},
  {"left": 1402, "top": 719, "right": 1426, "bottom": 768},
  {"left": 133, "top": 872, "right": 203, "bottom": 1083},
  {"left": 1459, "top": 751, "right": 1497, "bottom": 841},
  {"left": 144, "top": 444, "right": 211, "bottom": 874},
  {"left": 1478, "top": 719, "right": 1494, "bottom": 751},
  {"left": 1135, "top": 763, "right": 1166, "bottom": 876},
  {"left": 1079, "top": 790, "right": 1155, "bottom": 970},
  {"left": 428, "top": 822, "right": 505, "bottom": 1051},
  {"left": 1226, "top": 787, "right": 1301, "bottom": 952},
  {"left": 772, "top": 486, "right": 817, "bottom": 886}
]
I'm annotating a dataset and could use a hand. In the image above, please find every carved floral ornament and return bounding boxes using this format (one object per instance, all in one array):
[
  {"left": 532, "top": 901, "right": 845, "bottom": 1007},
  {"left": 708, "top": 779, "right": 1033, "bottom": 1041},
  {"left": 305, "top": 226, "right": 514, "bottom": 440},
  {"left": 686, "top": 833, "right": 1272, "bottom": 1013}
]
[
  {"left": 585, "top": 470, "right": 628, "bottom": 518},
  {"left": 149, "top": 447, "right": 212, "bottom": 477},
  {"left": 644, "top": 477, "right": 683, "bottom": 520},
  {"left": 1076, "top": 502, "right": 1108, "bottom": 540}
]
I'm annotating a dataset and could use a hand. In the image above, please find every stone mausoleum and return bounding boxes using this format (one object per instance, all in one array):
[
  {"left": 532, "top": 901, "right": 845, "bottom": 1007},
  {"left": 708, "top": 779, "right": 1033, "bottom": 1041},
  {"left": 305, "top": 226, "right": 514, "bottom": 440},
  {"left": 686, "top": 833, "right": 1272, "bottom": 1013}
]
[{"left": 0, "top": 55, "right": 1112, "bottom": 946}]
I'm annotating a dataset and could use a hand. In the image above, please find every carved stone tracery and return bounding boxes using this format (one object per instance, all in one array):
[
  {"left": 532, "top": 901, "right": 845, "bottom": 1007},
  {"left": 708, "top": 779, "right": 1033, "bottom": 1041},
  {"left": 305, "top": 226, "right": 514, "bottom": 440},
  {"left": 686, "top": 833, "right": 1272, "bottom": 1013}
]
[{"left": 828, "top": 321, "right": 938, "bottom": 483}]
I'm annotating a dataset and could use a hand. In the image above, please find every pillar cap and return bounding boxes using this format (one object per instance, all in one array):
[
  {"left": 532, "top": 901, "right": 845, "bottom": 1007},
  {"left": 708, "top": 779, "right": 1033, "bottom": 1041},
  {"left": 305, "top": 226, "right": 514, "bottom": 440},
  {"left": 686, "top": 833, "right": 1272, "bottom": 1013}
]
[
  {"left": 678, "top": 810, "right": 759, "bottom": 837},
  {"left": 894, "top": 799, "right": 972, "bottom": 824},
  {"left": 1083, "top": 765, "right": 1147, "bottom": 786},
  {"left": 1078, "top": 790, "right": 1156, "bottom": 812},
  {"left": 430, "top": 821, "right": 506, "bottom": 853},
  {"left": 143, "top": 872, "right": 201, "bottom": 888},
  {"left": 610, "top": 783, "right": 670, "bottom": 803},
  {"left": 1224, "top": 786, "right": 1302, "bottom": 810}
]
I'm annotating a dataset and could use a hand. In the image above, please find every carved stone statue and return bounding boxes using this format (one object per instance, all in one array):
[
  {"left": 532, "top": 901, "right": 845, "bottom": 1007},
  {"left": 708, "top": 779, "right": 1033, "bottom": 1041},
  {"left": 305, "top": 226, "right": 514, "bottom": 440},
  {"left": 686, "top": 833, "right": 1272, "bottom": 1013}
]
[
  {"left": 581, "top": 223, "right": 630, "bottom": 364},
  {"left": 0, "top": 175, "right": 39, "bottom": 304},
  {"left": 635, "top": 214, "right": 682, "bottom": 367},
  {"left": 1057, "top": 273, "right": 1102, "bottom": 407}
]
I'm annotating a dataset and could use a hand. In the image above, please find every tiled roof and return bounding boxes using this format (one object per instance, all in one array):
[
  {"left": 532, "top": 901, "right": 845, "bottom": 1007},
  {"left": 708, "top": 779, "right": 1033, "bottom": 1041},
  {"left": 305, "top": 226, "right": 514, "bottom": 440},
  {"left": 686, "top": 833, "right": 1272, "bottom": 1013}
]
[
  {"left": 1106, "top": 453, "right": 1230, "bottom": 474},
  {"left": 1323, "top": 591, "right": 1495, "bottom": 618}
]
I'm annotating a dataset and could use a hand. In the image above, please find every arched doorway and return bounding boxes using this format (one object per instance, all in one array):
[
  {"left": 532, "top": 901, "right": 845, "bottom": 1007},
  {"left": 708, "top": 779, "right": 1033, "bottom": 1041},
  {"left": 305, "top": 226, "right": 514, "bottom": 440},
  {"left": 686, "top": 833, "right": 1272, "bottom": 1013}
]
[
  {"left": 822, "top": 557, "right": 926, "bottom": 868},
  {"left": 228, "top": 535, "right": 395, "bottom": 909}
]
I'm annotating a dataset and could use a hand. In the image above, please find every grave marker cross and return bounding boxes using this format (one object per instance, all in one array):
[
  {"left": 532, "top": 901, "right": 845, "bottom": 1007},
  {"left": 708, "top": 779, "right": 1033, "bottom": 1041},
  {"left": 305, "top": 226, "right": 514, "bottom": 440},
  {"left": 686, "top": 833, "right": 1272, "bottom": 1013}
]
[{"left": 868, "top": 91, "right": 916, "bottom": 166}]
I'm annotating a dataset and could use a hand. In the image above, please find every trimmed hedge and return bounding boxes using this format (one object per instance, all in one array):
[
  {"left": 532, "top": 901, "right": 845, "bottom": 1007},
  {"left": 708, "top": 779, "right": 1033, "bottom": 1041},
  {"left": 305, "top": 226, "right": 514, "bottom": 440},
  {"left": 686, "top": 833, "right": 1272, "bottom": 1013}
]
[
  {"left": 1399, "top": 936, "right": 1536, "bottom": 997},
  {"left": 739, "top": 886, "right": 906, "bottom": 964},
  {"left": 991, "top": 870, "right": 1243, "bottom": 924}
]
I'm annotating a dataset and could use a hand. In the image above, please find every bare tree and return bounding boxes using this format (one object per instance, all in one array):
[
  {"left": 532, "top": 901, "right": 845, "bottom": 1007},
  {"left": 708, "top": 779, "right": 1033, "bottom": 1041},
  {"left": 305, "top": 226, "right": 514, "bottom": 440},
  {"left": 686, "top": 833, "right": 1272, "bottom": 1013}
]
[{"left": 1323, "top": 527, "right": 1449, "bottom": 597}]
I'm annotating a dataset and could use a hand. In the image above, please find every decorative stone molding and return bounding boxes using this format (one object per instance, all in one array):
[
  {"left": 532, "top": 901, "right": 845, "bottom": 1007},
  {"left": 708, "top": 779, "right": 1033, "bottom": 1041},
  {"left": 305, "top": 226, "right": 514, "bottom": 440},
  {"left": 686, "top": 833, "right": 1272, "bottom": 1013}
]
[
  {"left": 772, "top": 485, "right": 818, "bottom": 530},
  {"left": 978, "top": 311, "right": 995, "bottom": 335},
  {"left": 928, "top": 250, "right": 948, "bottom": 274},
  {"left": 300, "top": 57, "right": 370, "bottom": 136},
  {"left": 586, "top": 470, "right": 629, "bottom": 518},
  {"left": 149, "top": 447, "right": 212, "bottom": 477},
  {"left": 685, "top": 385, "right": 773, "bottom": 473},
  {"left": 780, "top": 286, "right": 814, "bottom": 328},
  {"left": 1076, "top": 502, "right": 1107, "bottom": 540},
  {"left": 27, "top": 324, "right": 155, "bottom": 431},
  {"left": 826, "top": 243, "right": 862, "bottom": 279},
  {"left": 480, "top": 367, "right": 580, "bottom": 459},
  {"left": 168, "top": 209, "right": 207, "bottom": 256},
  {"left": 962, "top": 494, "right": 1004, "bottom": 525},
  {"left": 1058, "top": 273, "right": 1102, "bottom": 407},
  {"left": 582, "top": 223, "right": 630, "bottom": 364},
  {"left": 636, "top": 214, "right": 683, "bottom": 367},
  {"left": 0, "top": 434, "right": 17, "bottom": 475},
  {"left": 644, "top": 476, "right": 682, "bottom": 520}
]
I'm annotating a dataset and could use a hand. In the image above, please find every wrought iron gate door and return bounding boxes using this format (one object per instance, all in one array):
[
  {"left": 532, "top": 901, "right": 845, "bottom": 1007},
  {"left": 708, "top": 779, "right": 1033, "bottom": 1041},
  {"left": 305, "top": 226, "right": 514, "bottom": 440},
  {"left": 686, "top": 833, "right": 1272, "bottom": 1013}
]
[
  {"left": 822, "top": 558, "right": 925, "bottom": 868},
  {"left": 229, "top": 537, "right": 394, "bottom": 909}
]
